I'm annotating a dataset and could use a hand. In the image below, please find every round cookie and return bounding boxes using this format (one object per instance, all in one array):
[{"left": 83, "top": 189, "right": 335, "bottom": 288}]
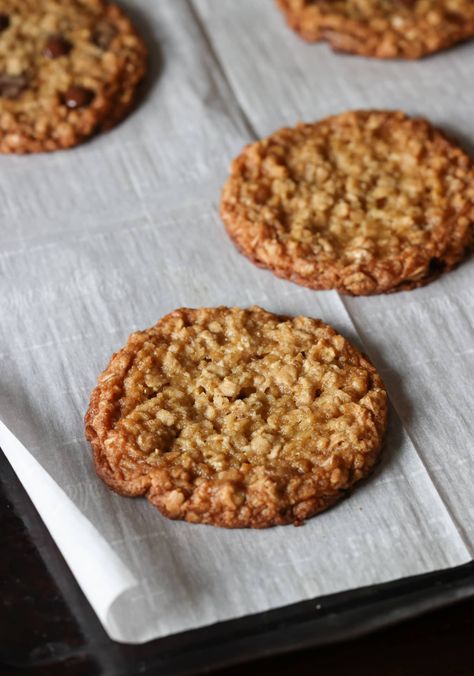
[
  {"left": 221, "top": 111, "right": 474, "bottom": 296},
  {"left": 85, "top": 306, "right": 388, "bottom": 528},
  {"left": 276, "top": 0, "right": 474, "bottom": 59},
  {"left": 0, "top": 0, "right": 147, "bottom": 153}
]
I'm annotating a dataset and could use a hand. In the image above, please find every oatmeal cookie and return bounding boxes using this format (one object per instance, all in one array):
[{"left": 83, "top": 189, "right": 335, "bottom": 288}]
[
  {"left": 276, "top": 0, "right": 474, "bottom": 59},
  {"left": 85, "top": 306, "right": 388, "bottom": 528},
  {"left": 0, "top": 0, "right": 147, "bottom": 153},
  {"left": 221, "top": 111, "right": 474, "bottom": 295}
]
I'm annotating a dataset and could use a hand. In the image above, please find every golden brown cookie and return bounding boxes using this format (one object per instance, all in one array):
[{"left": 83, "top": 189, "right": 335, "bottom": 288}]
[
  {"left": 221, "top": 111, "right": 474, "bottom": 296},
  {"left": 85, "top": 306, "right": 388, "bottom": 528},
  {"left": 276, "top": 0, "right": 474, "bottom": 59},
  {"left": 0, "top": 0, "right": 147, "bottom": 153}
]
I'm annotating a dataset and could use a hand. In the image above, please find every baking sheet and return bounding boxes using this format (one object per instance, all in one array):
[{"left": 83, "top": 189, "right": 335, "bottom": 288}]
[{"left": 0, "top": 0, "right": 473, "bottom": 644}]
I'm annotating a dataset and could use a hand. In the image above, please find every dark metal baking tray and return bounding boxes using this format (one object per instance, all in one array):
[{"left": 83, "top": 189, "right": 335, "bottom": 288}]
[{"left": 1, "top": 447, "right": 473, "bottom": 676}]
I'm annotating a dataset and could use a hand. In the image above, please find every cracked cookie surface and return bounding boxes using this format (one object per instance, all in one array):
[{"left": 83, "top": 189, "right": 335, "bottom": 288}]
[
  {"left": 0, "top": 0, "right": 147, "bottom": 153},
  {"left": 276, "top": 0, "right": 474, "bottom": 59},
  {"left": 221, "top": 111, "right": 474, "bottom": 296},
  {"left": 85, "top": 306, "right": 388, "bottom": 528}
]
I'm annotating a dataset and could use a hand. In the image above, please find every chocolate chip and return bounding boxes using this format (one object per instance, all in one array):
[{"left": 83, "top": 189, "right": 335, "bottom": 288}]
[
  {"left": 0, "top": 14, "right": 10, "bottom": 32},
  {"left": 43, "top": 35, "right": 72, "bottom": 59},
  {"left": 63, "top": 86, "right": 95, "bottom": 109},
  {"left": 92, "top": 21, "right": 117, "bottom": 49},
  {"left": 0, "top": 73, "right": 28, "bottom": 99},
  {"left": 445, "top": 11, "right": 464, "bottom": 24}
]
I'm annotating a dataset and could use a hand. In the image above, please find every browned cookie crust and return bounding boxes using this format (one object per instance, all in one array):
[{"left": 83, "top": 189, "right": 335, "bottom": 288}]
[
  {"left": 0, "top": 0, "right": 147, "bottom": 153},
  {"left": 85, "top": 306, "right": 388, "bottom": 528},
  {"left": 276, "top": 0, "right": 474, "bottom": 59},
  {"left": 221, "top": 111, "right": 474, "bottom": 296}
]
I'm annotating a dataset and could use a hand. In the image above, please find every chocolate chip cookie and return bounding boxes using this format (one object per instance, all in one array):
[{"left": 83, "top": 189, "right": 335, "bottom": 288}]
[
  {"left": 221, "top": 111, "right": 474, "bottom": 295},
  {"left": 85, "top": 306, "right": 388, "bottom": 528},
  {"left": 276, "top": 0, "right": 474, "bottom": 59},
  {"left": 0, "top": 0, "right": 147, "bottom": 153}
]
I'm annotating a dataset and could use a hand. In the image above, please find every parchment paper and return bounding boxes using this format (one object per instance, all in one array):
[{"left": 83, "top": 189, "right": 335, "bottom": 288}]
[{"left": 0, "top": 0, "right": 473, "bottom": 644}]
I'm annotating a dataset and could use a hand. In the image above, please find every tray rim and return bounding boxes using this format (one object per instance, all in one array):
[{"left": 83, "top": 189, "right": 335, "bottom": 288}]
[{"left": 2, "top": 446, "right": 474, "bottom": 676}]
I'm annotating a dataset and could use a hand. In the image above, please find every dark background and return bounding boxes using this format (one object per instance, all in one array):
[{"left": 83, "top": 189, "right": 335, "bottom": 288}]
[{"left": 2, "top": 449, "right": 473, "bottom": 676}]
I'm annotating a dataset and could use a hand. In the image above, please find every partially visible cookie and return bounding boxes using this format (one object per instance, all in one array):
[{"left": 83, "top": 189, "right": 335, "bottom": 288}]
[
  {"left": 276, "top": 0, "right": 474, "bottom": 59},
  {"left": 221, "top": 110, "right": 474, "bottom": 296},
  {"left": 0, "top": 0, "right": 147, "bottom": 153},
  {"left": 85, "top": 306, "right": 388, "bottom": 528}
]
